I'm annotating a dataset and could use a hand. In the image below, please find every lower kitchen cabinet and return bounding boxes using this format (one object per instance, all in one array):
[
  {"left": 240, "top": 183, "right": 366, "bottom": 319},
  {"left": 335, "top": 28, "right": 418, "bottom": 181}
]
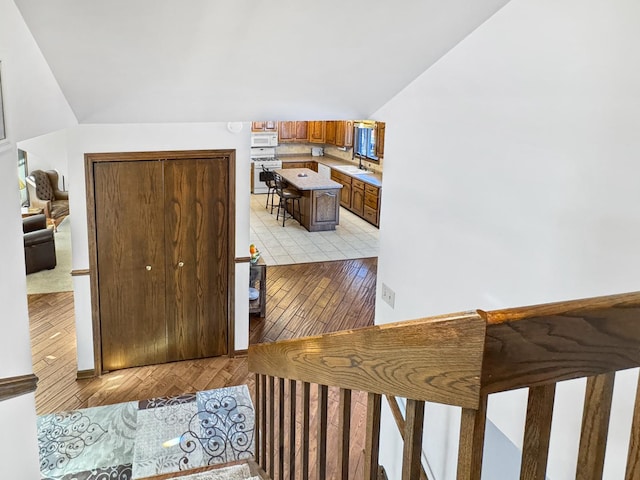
[
  {"left": 282, "top": 161, "right": 317, "bottom": 171},
  {"left": 351, "top": 178, "right": 365, "bottom": 217},
  {"left": 331, "top": 167, "right": 380, "bottom": 227}
]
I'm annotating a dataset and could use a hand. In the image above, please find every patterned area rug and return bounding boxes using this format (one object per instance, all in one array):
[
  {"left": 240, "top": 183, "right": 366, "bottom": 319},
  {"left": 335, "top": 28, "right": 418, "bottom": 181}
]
[{"left": 37, "top": 385, "right": 255, "bottom": 480}]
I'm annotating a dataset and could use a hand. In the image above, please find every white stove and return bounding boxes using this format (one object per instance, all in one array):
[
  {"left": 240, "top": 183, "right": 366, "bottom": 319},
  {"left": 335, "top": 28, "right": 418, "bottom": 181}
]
[{"left": 251, "top": 147, "right": 281, "bottom": 194}]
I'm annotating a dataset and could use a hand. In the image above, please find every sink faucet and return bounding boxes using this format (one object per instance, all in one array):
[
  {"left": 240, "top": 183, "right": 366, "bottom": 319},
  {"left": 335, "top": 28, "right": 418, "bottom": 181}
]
[{"left": 358, "top": 154, "right": 364, "bottom": 171}]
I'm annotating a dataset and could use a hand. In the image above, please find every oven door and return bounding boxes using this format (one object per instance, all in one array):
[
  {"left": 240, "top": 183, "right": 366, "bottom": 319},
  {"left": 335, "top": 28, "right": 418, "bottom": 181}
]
[{"left": 253, "top": 164, "right": 269, "bottom": 193}]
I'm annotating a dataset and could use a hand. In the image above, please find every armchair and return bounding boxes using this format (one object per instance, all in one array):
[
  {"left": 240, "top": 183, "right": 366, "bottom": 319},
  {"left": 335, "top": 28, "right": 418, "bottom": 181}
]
[
  {"left": 23, "top": 214, "right": 57, "bottom": 274},
  {"left": 25, "top": 170, "right": 69, "bottom": 229}
]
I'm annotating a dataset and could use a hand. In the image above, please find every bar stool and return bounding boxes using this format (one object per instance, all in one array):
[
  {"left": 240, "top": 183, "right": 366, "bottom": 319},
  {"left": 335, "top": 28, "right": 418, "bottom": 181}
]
[
  {"left": 274, "top": 173, "right": 302, "bottom": 227},
  {"left": 261, "top": 165, "right": 277, "bottom": 213}
]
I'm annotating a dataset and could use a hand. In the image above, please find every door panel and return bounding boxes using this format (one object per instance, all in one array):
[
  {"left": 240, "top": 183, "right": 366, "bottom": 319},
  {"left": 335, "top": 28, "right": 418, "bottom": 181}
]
[
  {"left": 94, "top": 161, "right": 167, "bottom": 371},
  {"left": 165, "top": 158, "right": 229, "bottom": 360}
]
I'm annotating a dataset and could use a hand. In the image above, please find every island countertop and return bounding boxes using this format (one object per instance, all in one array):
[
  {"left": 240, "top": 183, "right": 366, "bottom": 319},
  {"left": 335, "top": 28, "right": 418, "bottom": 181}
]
[{"left": 275, "top": 168, "right": 343, "bottom": 191}]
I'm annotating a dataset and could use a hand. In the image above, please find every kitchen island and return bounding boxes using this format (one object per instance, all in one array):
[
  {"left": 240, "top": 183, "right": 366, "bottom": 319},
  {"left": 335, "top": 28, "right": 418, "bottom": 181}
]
[{"left": 275, "top": 168, "right": 343, "bottom": 232}]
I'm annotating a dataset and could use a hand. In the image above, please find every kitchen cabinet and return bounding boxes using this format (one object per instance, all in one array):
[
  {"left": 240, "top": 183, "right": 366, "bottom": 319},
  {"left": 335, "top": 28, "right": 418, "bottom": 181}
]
[
  {"left": 375, "top": 122, "right": 386, "bottom": 158},
  {"left": 331, "top": 167, "right": 381, "bottom": 227},
  {"left": 309, "top": 121, "right": 326, "bottom": 143},
  {"left": 252, "top": 121, "right": 278, "bottom": 132},
  {"left": 325, "top": 121, "right": 337, "bottom": 145},
  {"left": 335, "top": 120, "right": 354, "bottom": 148},
  {"left": 278, "top": 121, "right": 308, "bottom": 143},
  {"left": 364, "top": 183, "right": 381, "bottom": 227},
  {"left": 283, "top": 160, "right": 317, "bottom": 171},
  {"left": 276, "top": 168, "right": 342, "bottom": 232},
  {"left": 331, "top": 170, "right": 352, "bottom": 209},
  {"left": 351, "top": 178, "right": 365, "bottom": 217}
]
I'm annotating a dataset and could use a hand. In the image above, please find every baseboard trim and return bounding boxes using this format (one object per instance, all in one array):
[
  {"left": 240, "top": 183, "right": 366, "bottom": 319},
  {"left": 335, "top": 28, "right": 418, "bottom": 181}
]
[
  {"left": 71, "top": 269, "right": 90, "bottom": 276},
  {"left": 233, "top": 349, "right": 248, "bottom": 357},
  {"left": 0, "top": 373, "right": 39, "bottom": 402},
  {"left": 76, "top": 369, "right": 96, "bottom": 380}
]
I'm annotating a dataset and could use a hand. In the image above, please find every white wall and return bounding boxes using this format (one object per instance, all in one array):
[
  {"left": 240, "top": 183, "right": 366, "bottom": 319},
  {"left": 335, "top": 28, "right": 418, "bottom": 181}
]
[
  {"left": 0, "top": 0, "right": 76, "bottom": 476},
  {"left": 373, "top": 0, "right": 640, "bottom": 478},
  {"left": 64, "top": 122, "right": 252, "bottom": 370}
]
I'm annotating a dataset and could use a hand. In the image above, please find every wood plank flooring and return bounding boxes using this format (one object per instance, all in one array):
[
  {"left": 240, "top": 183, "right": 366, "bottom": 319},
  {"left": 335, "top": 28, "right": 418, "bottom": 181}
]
[
  {"left": 29, "top": 257, "right": 377, "bottom": 414},
  {"left": 28, "top": 258, "right": 377, "bottom": 479}
]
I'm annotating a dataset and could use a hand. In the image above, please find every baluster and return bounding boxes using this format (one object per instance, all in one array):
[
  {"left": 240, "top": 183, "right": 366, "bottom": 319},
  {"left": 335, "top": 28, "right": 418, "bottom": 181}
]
[
  {"left": 520, "top": 384, "right": 556, "bottom": 480},
  {"left": 577, "top": 372, "right": 615, "bottom": 480},
  {"left": 317, "top": 384, "right": 329, "bottom": 480},
  {"left": 402, "top": 399, "right": 425, "bottom": 480},
  {"left": 260, "top": 374, "right": 267, "bottom": 472},
  {"left": 289, "top": 379, "right": 297, "bottom": 480},
  {"left": 255, "top": 373, "right": 261, "bottom": 466},
  {"left": 279, "top": 377, "right": 285, "bottom": 480},
  {"left": 302, "top": 381, "right": 311, "bottom": 480},
  {"left": 457, "top": 394, "right": 488, "bottom": 480},
  {"left": 364, "top": 392, "right": 382, "bottom": 480},
  {"left": 338, "top": 388, "right": 352, "bottom": 480},
  {"left": 269, "top": 376, "right": 275, "bottom": 479},
  {"left": 626, "top": 372, "right": 640, "bottom": 480}
]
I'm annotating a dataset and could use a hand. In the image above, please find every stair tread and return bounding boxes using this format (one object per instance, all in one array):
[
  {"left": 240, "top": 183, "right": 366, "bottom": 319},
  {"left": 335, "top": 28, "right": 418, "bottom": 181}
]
[{"left": 164, "top": 463, "right": 254, "bottom": 480}]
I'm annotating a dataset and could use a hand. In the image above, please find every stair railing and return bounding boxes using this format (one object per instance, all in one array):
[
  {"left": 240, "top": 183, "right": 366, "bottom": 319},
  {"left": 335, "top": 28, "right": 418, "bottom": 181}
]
[{"left": 248, "top": 291, "right": 640, "bottom": 480}]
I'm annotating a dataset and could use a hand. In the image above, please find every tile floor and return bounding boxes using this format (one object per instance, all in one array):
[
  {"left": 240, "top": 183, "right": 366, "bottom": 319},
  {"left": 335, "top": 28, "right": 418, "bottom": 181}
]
[{"left": 249, "top": 193, "right": 379, "bottom": 265}]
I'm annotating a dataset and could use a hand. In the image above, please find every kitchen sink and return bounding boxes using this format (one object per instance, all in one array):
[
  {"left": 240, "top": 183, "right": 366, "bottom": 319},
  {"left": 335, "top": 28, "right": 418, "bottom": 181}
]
[{"left": 335, "top": 165, "right": 369, "bottom": 175}]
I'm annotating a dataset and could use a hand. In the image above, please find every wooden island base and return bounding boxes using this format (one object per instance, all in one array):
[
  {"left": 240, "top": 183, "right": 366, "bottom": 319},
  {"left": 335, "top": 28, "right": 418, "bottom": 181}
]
[{"left": 275, "top": 168, "right": 343, "bottom": 232}]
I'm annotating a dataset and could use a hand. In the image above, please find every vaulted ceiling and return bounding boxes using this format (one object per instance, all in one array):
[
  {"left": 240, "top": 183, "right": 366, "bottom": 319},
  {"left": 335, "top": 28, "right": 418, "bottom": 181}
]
[{"left": 15, "top": 0, "right": 510, "bottom": 124}]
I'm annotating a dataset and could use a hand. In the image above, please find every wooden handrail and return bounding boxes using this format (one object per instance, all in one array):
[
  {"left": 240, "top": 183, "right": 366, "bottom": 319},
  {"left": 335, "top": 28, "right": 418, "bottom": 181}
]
[
  {"left": 480, "top": 291, "right": 640, "bottom": 394},
  {"left": 249, "top": 311, "right": 486, "bottom": 409},
  {"left": 249, "top": 291, "right": 640, "bottom": 480},
  {"left": 0, "top": 374, "right": 38, "bottom": 402}
]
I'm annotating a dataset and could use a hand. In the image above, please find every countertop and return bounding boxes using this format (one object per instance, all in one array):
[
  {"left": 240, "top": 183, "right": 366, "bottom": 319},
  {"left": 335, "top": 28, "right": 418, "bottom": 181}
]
[
  {"left": 275, "top": 168, "right": 343, "bottom": 191},
  {"left": 278, "top": 154, "right": 383, "bottom": 188}
]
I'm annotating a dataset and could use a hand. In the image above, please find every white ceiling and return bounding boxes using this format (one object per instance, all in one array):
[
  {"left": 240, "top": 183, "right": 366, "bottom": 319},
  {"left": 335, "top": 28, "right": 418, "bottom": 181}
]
[{"left": 15, "top": 0, "right": 510, "bottom": 124}]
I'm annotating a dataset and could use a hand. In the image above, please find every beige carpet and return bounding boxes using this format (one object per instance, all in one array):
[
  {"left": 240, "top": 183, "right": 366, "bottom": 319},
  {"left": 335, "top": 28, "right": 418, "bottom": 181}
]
[{"left": 26, "top": 216, "right": 73, "bottom": 294}]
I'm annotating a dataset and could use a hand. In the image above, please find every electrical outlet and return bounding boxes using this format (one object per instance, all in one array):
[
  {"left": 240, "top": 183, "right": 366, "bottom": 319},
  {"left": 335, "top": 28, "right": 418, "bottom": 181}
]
[{"left": 381, "top": 283, "right": 395, "bottom": 308}]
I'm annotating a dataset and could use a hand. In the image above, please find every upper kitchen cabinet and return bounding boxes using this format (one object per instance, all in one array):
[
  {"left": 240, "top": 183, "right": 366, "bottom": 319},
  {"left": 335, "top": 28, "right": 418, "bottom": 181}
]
[
  {"left": 335, "top": 120, "right": 354, "bottom": 148},
  {"left": 325, "top": 121, "right": 337, "bottom": 145},
  {"left": 309, "top": 121, "right": 326, "bottom": 143},
  {"left": 252, "top": 121, "right": 278, "bottom": 132},
  {"left": 278, "top": 121, "right": 309, "bottom": 143},
  {"left": 375, "top": 122, "right": 385, "bottom": 158}
]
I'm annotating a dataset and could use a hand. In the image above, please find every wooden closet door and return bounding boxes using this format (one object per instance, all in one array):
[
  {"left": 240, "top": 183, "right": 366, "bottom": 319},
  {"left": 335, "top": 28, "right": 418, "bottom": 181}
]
[
  {"left": 94, "top": 161, "right": 167, "bottom": 371},
  {"left": 164, "top": 157, "right": 229, "bottom": 360}
]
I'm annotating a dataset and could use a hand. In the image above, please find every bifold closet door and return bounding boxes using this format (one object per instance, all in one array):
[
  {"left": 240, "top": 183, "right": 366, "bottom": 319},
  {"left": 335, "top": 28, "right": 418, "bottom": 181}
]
[
  {"left": 164, "top": 158, "right": 229, "bottom": 360},
  {"left": 94, "top": 160, "right": 167, "bottom": 371}
]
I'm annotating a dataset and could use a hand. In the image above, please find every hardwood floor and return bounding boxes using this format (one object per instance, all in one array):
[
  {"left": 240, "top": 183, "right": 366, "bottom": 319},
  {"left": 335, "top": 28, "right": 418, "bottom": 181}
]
[{"left": 29, "top": 257, "right": 377, "bottom": 415}]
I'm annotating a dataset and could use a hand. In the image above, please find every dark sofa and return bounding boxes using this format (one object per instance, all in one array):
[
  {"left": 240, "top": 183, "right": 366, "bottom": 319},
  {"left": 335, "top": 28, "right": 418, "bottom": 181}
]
[{"left": 23, "top": 214, "right": 56, "bottom": 274}]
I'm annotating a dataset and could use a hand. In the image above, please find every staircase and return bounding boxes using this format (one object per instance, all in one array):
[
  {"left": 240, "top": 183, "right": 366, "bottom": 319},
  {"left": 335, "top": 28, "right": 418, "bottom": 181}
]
[{"left": 248, "top": 291, "right": 640, "bottom": 479}]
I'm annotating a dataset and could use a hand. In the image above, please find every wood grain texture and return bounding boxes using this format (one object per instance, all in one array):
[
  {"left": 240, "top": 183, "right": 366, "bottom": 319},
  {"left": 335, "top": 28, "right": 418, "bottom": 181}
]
[
  {"left": 385, "top": 396, "right": 428, "bottom": 480},
  {"left": 626, "top": 373, "right": 640, "bottom": 480},
  {"left": 576, "top": 373, "right": 615, "bottom": 480},
  {"left": 0, "top": 374, "right": 38, "bottom": 402},
  {"left": 457, "top": 394, "right": 488, "bottom": 480},
  {"left": 364, "top": 392, "right": 382, "bottom": 480},
  {"left": 94, "top": 160, "right": 167, "bottom": 371},
  {"left": 278, "top": 377, "right": 285, "bottom": 480},
  {"left": 317, "top": 384, "right": 329, "bottom": 480},
  {"left": 301, "top": 381, "right": 311, "bottom": 479},
  {"left": 250, "top": 312, "right": 485, "bottom": 408},
  {"left": 86, "top": 150, "right": 235, "bottom": 373},
  {"left": 520, "top": 383, "right": 556, "bottom": 480},
  {"left": 288, "top": 379, "right": 296, "bottom": 480},
  {"left": 268, "top": 376, "right": 275, "bottom": 480},
  {"left": 402, "top": 399, "right": 425, "bottom": 480},
  {"left": 255, "top": 373, "right": 261, "bottom": 466},
  {"left": 338, "top": 388, "right": 352, "bottom": 480},
  {"left": 481, "top": 292, "right": 640, "bottom": 394}
]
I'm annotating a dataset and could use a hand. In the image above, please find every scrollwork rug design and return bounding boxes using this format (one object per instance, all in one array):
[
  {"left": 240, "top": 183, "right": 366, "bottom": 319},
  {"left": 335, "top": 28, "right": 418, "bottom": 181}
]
[{"left": 37, "top": 385, "right": 254, "bottom": 480}]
